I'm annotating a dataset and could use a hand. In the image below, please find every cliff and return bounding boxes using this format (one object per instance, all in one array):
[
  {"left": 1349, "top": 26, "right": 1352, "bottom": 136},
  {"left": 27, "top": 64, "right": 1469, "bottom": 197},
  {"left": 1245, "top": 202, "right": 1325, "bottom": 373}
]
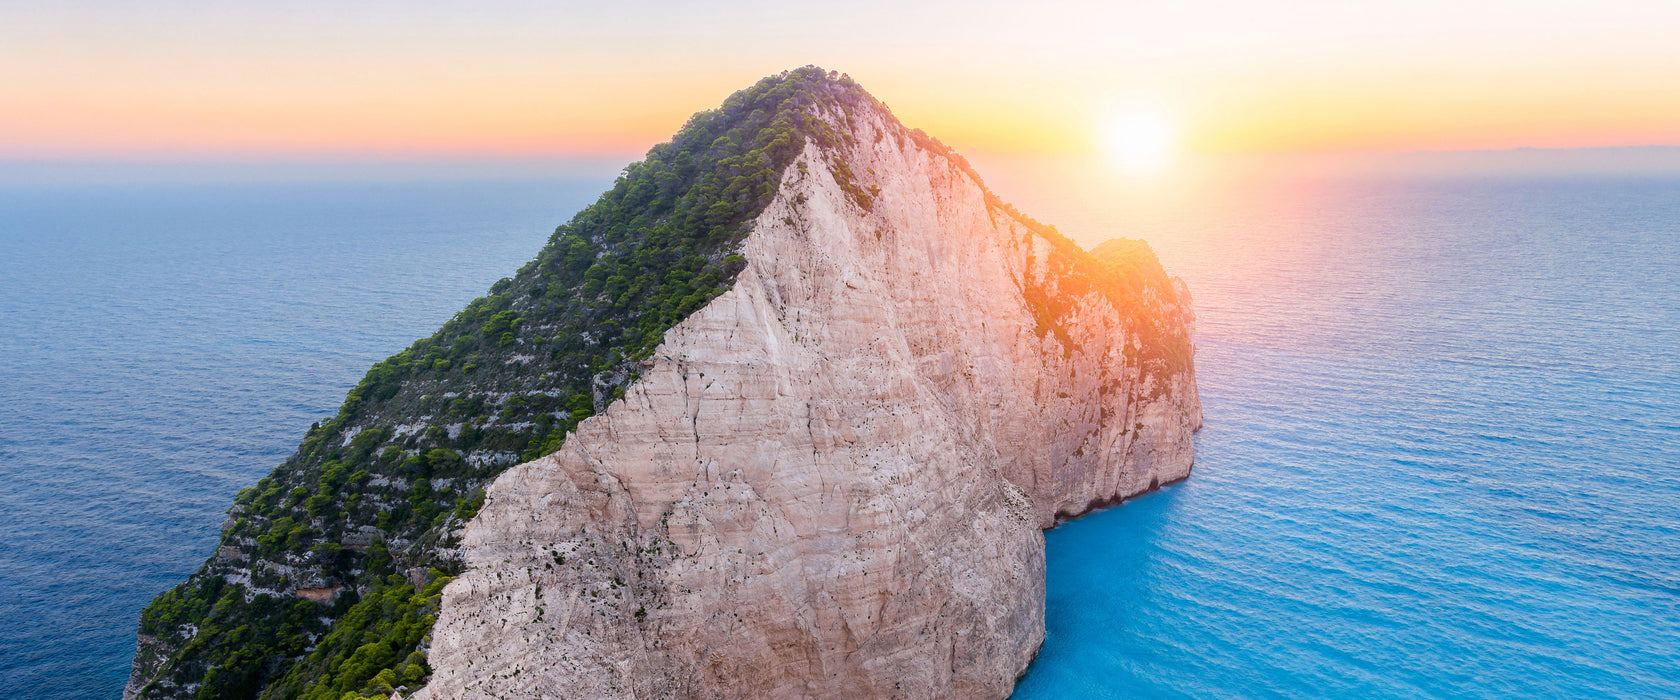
[{"left": 126, "top": 67, "right": 1199, "bottom": 699}]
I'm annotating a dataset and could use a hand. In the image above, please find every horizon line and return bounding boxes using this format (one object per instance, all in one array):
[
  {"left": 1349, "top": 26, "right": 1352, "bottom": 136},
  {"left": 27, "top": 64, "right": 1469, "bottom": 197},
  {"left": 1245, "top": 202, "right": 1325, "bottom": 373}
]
[
  {"left": 1, "top": 144, "right": 1676, "bottom": 185},
  {"left": 5, "top": 143, "right": 1678, "bottom": 164}
]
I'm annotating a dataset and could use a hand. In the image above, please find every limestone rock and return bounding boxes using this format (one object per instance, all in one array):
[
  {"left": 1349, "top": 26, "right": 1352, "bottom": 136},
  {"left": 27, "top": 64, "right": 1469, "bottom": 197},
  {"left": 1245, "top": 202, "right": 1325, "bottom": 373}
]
[{"left": 416, "top": 97, "right": 1199, "bottom": 698}]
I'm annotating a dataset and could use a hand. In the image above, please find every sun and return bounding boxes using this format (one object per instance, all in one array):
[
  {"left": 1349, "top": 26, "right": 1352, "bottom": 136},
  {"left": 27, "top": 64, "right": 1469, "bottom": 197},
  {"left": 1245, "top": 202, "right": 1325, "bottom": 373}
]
[{"left": 1101, "top": 105, "right": 1177, "bottom": 177}]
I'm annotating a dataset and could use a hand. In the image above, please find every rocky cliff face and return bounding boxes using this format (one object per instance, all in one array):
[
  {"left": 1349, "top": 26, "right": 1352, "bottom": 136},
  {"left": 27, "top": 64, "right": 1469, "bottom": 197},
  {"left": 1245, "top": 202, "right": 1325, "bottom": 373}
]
[
  {"left": 414, "top": 87, "right": 1200, "bottom": 698},
  {"left": 125, "top": 68, "right": 1197, "bottom": 700}
]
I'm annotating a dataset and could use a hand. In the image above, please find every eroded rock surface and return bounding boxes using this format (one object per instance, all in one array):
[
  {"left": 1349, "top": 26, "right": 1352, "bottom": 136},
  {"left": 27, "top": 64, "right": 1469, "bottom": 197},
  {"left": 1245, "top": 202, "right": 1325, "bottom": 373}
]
[{"left": 417, "top": 99, "right": 1200, "bottom": 699}]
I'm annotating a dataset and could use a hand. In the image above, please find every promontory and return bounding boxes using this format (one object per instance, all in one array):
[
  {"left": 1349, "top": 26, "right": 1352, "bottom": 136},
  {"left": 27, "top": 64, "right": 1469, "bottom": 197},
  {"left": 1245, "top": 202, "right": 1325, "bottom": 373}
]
[{"left": 126, "top": 66, "right": 1201, "bottom": 699}]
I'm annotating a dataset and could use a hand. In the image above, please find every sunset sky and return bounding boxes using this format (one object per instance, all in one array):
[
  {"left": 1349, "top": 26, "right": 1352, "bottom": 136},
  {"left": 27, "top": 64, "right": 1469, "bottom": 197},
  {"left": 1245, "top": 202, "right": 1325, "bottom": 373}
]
[{"left": 4, "top": 0, "right": 1678, "bottom": 161}]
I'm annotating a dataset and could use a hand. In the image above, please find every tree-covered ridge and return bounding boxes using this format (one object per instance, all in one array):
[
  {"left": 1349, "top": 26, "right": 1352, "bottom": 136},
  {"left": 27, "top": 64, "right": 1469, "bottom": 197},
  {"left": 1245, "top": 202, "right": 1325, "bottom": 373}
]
[
  {"left": 896, "top": 122, "right": 1192, "bottom": 379},
  {"left": 1087, "top": 236, "right": 1192, "bottom": 378},
  {"left": 1015, "top": 215, "right": 1194, "bottom": 381},
  {"left": 132, "top": 66, "right": 875, "bottom": 700}
]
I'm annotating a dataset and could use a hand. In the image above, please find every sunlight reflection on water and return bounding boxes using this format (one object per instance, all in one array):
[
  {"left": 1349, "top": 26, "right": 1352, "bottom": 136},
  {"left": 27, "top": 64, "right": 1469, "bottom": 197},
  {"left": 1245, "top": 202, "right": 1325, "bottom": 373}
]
[{"left": 988, "top": 156, "right": 1680, "bottom": 699}]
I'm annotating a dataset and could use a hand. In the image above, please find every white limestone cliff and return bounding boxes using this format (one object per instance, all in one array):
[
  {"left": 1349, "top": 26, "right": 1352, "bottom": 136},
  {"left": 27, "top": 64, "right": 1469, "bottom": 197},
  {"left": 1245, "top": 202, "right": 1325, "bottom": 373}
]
[{"left": 415, "top": 100, "right": 1201, "bottom": 699}]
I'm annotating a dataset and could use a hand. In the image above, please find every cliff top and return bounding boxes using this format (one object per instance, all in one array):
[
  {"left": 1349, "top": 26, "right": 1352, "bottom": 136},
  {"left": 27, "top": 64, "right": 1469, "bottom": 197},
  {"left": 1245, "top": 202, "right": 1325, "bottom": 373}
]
[{"left": 127, "top": 66, "right": 1190, "bottom": 700}]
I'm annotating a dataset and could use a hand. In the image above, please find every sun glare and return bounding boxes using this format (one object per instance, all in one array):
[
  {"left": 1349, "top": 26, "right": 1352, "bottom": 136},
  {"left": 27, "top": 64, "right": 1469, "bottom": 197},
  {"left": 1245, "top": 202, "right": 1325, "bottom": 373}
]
[{"left": 1102, "top": 105, "right": 1176, "bottom": 177}]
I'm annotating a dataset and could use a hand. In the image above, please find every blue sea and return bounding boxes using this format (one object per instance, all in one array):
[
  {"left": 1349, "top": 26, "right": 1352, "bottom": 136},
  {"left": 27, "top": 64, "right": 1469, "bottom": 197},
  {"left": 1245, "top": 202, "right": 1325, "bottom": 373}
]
[
  {"left": 1, "top": 164, "right": 1677, "bottom": 698},
  {"left": 0, "top": 177, "right": 610, "bottom": 698},
  {"left": 1002, "top": 167, "right": 1680, "bottom": 698}
]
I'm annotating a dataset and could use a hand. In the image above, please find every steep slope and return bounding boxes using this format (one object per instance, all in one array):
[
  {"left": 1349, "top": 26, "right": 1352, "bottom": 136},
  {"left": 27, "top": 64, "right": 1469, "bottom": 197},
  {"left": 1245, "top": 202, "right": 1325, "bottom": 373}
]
[
  {"left": 414, "top": 77, "right": 1201, "bottom": 697},
  {"left": 127, "top": 67, "right": 860, "bottom": 700},
  {"left": 126, "top": 67, "right": 1200, "bottom": 700}
]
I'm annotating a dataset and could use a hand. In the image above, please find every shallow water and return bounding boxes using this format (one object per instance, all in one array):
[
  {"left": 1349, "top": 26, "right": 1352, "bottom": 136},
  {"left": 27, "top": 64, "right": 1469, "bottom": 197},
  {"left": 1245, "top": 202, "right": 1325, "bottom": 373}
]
[
  {"left": 0, "top": 168, "right": 1675, "bottom": 698},
  {"left": 1007, "top": 171, "right": 1680, "bottom": 698}
]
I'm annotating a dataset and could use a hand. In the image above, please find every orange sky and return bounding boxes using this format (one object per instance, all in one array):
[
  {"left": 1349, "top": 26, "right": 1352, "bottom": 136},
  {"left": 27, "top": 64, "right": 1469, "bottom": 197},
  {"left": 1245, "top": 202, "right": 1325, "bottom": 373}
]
[{"left": 3, "top": 1, "right": 1677, "bottom": 160}]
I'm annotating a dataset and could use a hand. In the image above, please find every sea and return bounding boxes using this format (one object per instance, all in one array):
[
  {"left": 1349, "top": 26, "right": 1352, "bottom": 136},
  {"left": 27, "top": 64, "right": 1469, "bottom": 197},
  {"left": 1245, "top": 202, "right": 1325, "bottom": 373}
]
[{"left": 0, "top": 158, "right": 1676, "bottom": 698}]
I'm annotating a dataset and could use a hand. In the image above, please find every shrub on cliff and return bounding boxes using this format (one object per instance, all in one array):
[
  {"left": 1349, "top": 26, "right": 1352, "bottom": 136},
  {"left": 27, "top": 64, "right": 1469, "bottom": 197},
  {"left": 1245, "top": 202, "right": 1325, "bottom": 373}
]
[{"left": 129, "top": 66, "right": 877, "bottom": 699}]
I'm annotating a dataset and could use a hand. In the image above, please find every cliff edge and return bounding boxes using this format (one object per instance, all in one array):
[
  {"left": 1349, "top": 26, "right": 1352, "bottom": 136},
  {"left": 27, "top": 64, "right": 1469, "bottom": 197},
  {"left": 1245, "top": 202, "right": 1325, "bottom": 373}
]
[
  {"left": 416, "top": 77, "right": 1199, "bottom": 697},
  {"left": 127, "top": 67, "right": 1199, "bottom": 700}
]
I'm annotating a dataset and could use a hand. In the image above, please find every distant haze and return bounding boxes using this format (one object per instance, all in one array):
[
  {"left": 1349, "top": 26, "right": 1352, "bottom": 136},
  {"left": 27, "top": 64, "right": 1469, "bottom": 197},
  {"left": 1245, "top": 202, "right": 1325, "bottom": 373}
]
[
  {"left": 3, "top": 146, "right": 1676, "bottom": 189},
  {"left": 3, "top": 1, "right": 1677, "bottom": 160}
]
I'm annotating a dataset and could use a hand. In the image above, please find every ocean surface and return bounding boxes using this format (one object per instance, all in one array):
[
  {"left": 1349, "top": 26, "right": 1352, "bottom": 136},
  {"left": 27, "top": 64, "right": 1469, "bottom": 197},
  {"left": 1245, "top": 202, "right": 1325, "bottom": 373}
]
[
  {"left": 1, "top": 164, "right": 1676, "bottom": 698},
  {"left": 0, "top": 178, "right": 610, "bottom": 698},
  {"left": 997, "top": 165, "right": 1680, "bottom": 698}
]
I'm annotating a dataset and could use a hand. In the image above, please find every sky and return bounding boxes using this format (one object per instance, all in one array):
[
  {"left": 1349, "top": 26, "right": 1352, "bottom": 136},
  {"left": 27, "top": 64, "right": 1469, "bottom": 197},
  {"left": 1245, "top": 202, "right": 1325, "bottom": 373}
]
[{"left": 3, "top": 0, "right": 1678, "bottom": 162}]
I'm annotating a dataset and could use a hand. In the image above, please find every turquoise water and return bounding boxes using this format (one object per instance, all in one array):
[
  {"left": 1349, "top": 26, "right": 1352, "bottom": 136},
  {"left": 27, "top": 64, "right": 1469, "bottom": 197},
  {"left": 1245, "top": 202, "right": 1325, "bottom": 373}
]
[
  {"left": 1011, "top": 174, "right": 1680, "bottom": 698},
  {"left": 1, "top": 170, "right": 1676, "bottom": 698}
]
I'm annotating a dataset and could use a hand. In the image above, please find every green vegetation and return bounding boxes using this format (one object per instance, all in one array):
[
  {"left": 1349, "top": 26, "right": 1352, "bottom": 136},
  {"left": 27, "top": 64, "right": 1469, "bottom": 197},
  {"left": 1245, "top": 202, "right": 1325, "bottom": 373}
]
[
  {"left": 131, "top": 66, "right": 880, "bottom": 699},
  {"left": 129, "top": 63, "right": 1187, "bottom": 699},
  {"left": 276, "top": 571, "right": 452, "bottom": 700},
  {"left": 1015, "top": 215, "right": 1193, "bottom": 378},
  {"left": 898, "top": 122, "right": 1192, "bottom": 378}
]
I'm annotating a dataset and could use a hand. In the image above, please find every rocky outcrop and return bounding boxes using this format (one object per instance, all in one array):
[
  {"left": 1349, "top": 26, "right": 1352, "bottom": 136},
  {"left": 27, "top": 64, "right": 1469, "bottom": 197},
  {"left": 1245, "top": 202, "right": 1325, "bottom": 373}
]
[
  {"left": 416, "top": 93, "right": 1200, "bottom": 698},
  {"left": 124, "top": 635, "right": 174, "bottom": 700}
]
